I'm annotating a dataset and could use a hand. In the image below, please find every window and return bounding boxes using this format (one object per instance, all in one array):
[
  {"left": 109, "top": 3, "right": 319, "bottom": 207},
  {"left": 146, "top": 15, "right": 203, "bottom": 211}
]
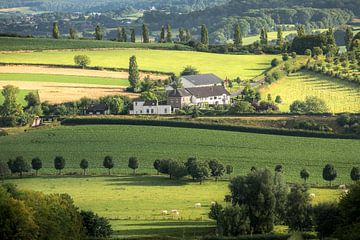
[
  {"left": 146, "top": 109, "right": 150, "bottom": 114},
  {"left": 214, "top": 96, "right": 217, "bottom": 100},
  {"left": 140, "top": 110, "right": 142, "bottom": 114},
  {"left": 135, "top": 102, "right": 137, "bottom": 106},
  {"left": 164, "top": 108, "right": 167, "bottom": 113},
  {"left": 151, "top": 109, "right": 154, "bottom": 114}
]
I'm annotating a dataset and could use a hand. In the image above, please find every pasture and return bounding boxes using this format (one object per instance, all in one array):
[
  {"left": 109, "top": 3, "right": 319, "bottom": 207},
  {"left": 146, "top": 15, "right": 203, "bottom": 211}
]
[
  {"left": 0, "top": 49, "right": 275, "bottom": 79},
  {"left": 1, "top": 124, "right": 359, "bottom": 185},
  {"left": 5, "top": 176, "right": 344, "bottom": 238},
  {"left": 259, "top": 71, "right": 360, "bottom": 113},
  {"left": 0, "top": 73, "right": 129, "bottom": 86}
]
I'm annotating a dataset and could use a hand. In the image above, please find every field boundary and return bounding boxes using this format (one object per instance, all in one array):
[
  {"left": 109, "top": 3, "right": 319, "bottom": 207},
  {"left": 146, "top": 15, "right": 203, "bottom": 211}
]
[
  {"left": 61, "top": 117, "right": 360, "bottom": 140},
  {"left": 0, "top": 62, "right": 174, "bottom": 76}
]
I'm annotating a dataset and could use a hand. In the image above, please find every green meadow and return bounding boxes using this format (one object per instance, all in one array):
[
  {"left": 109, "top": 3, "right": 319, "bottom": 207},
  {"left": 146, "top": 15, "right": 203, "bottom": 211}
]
[
  {"left": 259, "top": 71, "right": 360, "bottom": 113},
  {"left": 1, "top": 124, "right": 359, "bottom": 185},
  {"left": 0, "top": 73, "right": 129, "bottom": 86},
  {"left": 5, "top": 176, "right": 343, "bottom": 239},
  {"left": 0, "top": 49, "right": 275, "bottom": 79}
]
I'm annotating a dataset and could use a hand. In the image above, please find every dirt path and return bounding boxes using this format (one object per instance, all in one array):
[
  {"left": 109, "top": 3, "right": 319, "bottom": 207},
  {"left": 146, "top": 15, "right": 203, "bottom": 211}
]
[
  {"left": 0, "top": 81, "right": 138, "bottom": 104},
  {"left": 0, "top": 65, "right": 168, "bottom": 80}
]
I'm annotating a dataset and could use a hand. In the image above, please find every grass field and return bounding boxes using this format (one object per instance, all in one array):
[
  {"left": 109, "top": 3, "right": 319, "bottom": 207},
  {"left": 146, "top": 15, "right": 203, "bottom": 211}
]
[
  {"left": 0, "top": 49, "right": 275, "bottom": 79},
  {"left": 259, "top": 71, "right": 360, "bottom": 113},
  {"left": 0, "top": 89, "right": 36, "bottom": 106},
  {"left": 0, "top": 73, "right": 129, "bottom": 86},
  {"left": 0, "top": 37, "right": 193, "bottom": 51},
  {"left": 4, "top": 176, "right": 344, "bottom": 238},
  {"left": 1, "top": 124, "right": 359, "bottom": 185}
]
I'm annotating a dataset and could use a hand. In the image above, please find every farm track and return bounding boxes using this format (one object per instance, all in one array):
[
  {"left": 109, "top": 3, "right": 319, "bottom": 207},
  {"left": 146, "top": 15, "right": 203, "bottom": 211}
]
[
  {"left": 0, "top": 81, "right": 138, "bottom": 103},
  {"left": 0, "top": 65, "right": 169, "bottom": 80}
]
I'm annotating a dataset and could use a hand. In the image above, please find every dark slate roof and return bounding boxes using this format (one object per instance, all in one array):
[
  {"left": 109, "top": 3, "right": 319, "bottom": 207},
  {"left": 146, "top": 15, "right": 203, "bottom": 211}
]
[
  {"left": 143, "top": 100, "right": 158, "bottom": 106},
  {"left": 86, "top": 103, "right": 108, "bottom": 111},
  {"left": 166, "top": 88, "right": 192, "bottom": 97},
  {"left": 186, "top": 86, "right": 230, "bottom": 98},
  {"left": 181, "top": 74, "right": 223, "bottom": 86}
]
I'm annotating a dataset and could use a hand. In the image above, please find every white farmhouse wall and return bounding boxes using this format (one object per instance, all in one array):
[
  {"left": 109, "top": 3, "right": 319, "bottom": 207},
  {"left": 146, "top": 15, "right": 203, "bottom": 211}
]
[
  {"left": 130, "top": 101, "right": 171, "bottom": 115},
  {"left": 191, "top": 94, "right": 230, "bottom": 105}
]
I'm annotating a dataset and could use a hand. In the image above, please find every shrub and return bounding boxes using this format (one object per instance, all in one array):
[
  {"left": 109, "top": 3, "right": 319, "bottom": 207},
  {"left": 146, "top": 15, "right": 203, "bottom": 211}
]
[
  {"left": 282, "top": 53, "right": 289, "bottom": 61},
  {"left": 80, "top": 210, "right": 112, "bottom": 238},
  {"left": 304, "top": 49, "right": 312, "bottom": 56},
  {"left": 74, "top": 55, "right": 91, "bottom": 68},
  {"left": 271, "top": 58, "right": 280, "bottom": 67}
]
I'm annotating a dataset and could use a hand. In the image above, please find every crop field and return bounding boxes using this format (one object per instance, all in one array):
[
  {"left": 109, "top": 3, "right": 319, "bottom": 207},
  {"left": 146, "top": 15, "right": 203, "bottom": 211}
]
[
  {"left": 0, "top": 73, "right": 129, "bottom": 86},
  {"left": 259, "top": 71, "right": 360, "bottom": 113},
  {"left": 0, "top": 49, "right": 276, "bottom": 79},
  {"left": 5, "top": 176, "right": 343, "bottom": 238},
  {"left": 1, "top": 124, "right": 359, "bottom": 185},
  {"left": 0, "top": 37, "right": 193, "bottom": 51}
]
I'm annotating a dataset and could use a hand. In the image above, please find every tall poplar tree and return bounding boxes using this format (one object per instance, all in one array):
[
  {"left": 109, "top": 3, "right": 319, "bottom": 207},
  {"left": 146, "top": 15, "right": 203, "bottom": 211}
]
[
  {"left": 200, "top": 24, "right": 209, "bottom": 45},
  {"left": 69, "top": 27, "right": 76, "bottom": 39},
  {"left": 166, "top": 24, "right": 172, "bottom": 43},
  {"left": 121, "top": 28, "right": 127, "bottom": 42},
  {"left": 185, "top": 29, "right": 192, "bottom": 42},
  {"left": 142, "top": 24, "right": 149, "bottom": 43},
  {"left": 277, "top": 27, "right": 284, "bottom": 46},
  {"left": 95, "top": 25, "right": 103, "bottom": 40},
  {"left": 52, "top": 22, "right": 60, "bottom": 39},
  {"left": 130, "top": 29, "right": 136, "bottom": 43},
  {"left": 345, "top": 27, "right": 353, "bottom": 51},
  {"left": 260, "top": 28, "right": 268, "bottom": 45},
  {"left": 233, "top": 23, "right": 242, "bottom": 46},
  {"left": 159, "top": 26, "right": 165, "bottom": 43},
  {"left": 128, "top": 56, "right": 140, "bottom": 91},
  {"left": 179, "top": 28, "right": 186, "bottom": 42},
  {"left": 297, "top": 25, "right": 305, "bottom": 37}
]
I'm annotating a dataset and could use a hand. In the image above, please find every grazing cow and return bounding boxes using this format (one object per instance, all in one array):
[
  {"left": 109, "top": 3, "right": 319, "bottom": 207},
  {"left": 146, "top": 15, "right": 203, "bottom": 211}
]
[
  {"left": 338, "top": 184, "right": 347, "bottom": 189},
  {"left": 211, "top": 201, "right": 216, "bottom": 206},
  {"left": 161, "top": 210, "right": 168, "bottom": 215},
  {"left": 171, "top": 210, "right": 179, "bottom": 215},
  {"left": 344, "top": 189, "right": 349, "bottom": 194},
  {"left": 195, "top": 203, "right": 201, "bottom": 208},
  {"left": 309, "top": 193, "right": 316, "bottom": 199}
]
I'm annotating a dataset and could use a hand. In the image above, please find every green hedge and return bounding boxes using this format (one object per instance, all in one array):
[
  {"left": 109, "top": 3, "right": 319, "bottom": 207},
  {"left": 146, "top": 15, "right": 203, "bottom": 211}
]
[
  {"left": 61, "top": 117, "right": 360, "bottom": 139},
  {"left": 202, "top": 234, "right": 291, "bottom": 240}
]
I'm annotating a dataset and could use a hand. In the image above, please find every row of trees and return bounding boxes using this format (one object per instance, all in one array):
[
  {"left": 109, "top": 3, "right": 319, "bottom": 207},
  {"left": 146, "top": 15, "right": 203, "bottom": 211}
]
[
  {"left": 2, "top": 156, "right": 359, "bottom": 185},
  {"left": 210, "top": 168, "right": 360, "bottom": 239}
]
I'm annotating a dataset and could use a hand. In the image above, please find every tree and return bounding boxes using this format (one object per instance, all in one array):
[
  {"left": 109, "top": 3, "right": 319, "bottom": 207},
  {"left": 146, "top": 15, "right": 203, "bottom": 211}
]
[
  {"left": 290, "top": 100, "right": 307, "bottom": 113},
  {"left": 80, "top": 159, "right": 89, "bottom": 175},
  {"left": 209, "top": 202, "right": 223, "bottom": 220},
  {"left": 103, "top": 156, "right": 114, "bottom": 175},
  {"left": 69, "top": 27, "right": 76, "bottom": 39},
  {"left": 74, "top": 55, "right": 91, "bottom": 68},
  {"left": 345, "top": 27, "right": 353, "bottom": 51},
  {"left": 191, "top": 161, "right": 210, "bottom": 184},
  {"left": 52, "top": 22, "right": 60, "bottom": 39},
  {"left": 285, "top": 184, "right": 312, "bottom": 231},
  {"left": 326, "top": 28, "right": 336, "bottom": 46},
  {"left": 121, "top": 28, "right": 127, "bottom": 42},
  {"left": 142, "top": 24, "right": 149, "bottom": 43},
  {"left": 159, "top": 26, "right": 165, "bottom": 43},
  {"left": 169, "top": 161, "right": 188, "bottom": 180},
  {"left": 31, "top": 157, "right": 42, "bottom": 176},
  {"left": 297, "top": 25, "right": 305, "bottom": 37},
  {"left": 277, "top": 27, "right": 284, "bottom": 46},
  {"left": 300, "top": 169, "right": 310, "bottom": 183},
  {"left": 267, "top": 94, "right": 272, "bottom": 101},
  {"left": 217, "top": 205, "right": 251, "bottom": 236},
  {"left": 229, "top": 169, "right": 276, "bottom": 234},
  {"left": 130, "top": 29, "right": 136, "bottom": 43},
  {"left": 180, "top": 66, "right": 199, "bottom": 76},
  {"left": 54, "top": 156, "right": 65, "bottom": 175},
  {"left": 185, "top": 29, "right": 192, "bottom": 42},
  {"left": 200, "top": 24, "right": 209, "bottom": 46},
  {"left": 275, "top": 96, "right": 282, "bottom": 104},
  {"left": 80, "top": 210, "right": 112, "bottom": 238},
  {"left": 169, "top": 75, "right": 183, "bottom": 89},
  {"left": 323, "top": 164, "right": 337, "bottom": 186},
  {"left": 166, "top": 24, "right": 172, "bottom": 43},
  {"left": 0, "top": 161, "right": 10, "bottom": 180},
  {"left": 312, "top": 202, "right": 341, "bottom": 239},
  {"left": 0, "top": 85, "right": 23, "bottom": 118},
  {"left": 350, "top": 167, "right": 360, "bottom": 181},
  {"left": 179, "top": 28, "right": 186, "bottom": 42},
  {"left": 271, "top": 58, "right": 280, "bottom": 67},
  {"left": 128, "top": 56, "right": 140, "bottom": 91},
  {"left": 233, "top": 23, "right": 242, "bottom": 46},
  {"left": 208, "top": 160, "right": 225, "bottom": 181},
  {"left": 273, "top": 172, "right": 288, "bottom": 224},
  {"left": 128, "top": 157, "right": 139, "bottom": 175},
  {"left": 274, "top": 164, "right": 283, "bottom": 173},
  {"left": 260, "top": 28, "right": 268, "bottom": 45},
  {"left": 229, "top": 100, "right": 255, "bottom": 114},
  {"left": 226, "top": 165, "right": 233, "bottom": 178},
  {"left": 95, "top": 25, "right": 103, "bottom": 40},
  {"left": 24, "top": 92, "right": 42, "bottom": 116},
  {"left": 305, "top": 49, "right": 312, "bottom": 56},
  {"left": 153, "top": 160, "right": 161, "bottom": 175},
  {"left": 7, "top": 156, "right": 29, "bottom": 177},
  {"left": 185, "top": 157, "right": 197, "bottom": 180}
]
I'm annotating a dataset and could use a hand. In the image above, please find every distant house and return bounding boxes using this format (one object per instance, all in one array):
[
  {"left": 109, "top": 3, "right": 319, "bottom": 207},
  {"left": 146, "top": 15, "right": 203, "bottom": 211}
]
[
  {"left": 129, "top": 100, "right": 171, "bottom": 115},
  {"left": 166, "top": 74, "right": 230, "bottom": 111},
  {"left": 85, "top": 104, "right": 110, "bottom": 115}
]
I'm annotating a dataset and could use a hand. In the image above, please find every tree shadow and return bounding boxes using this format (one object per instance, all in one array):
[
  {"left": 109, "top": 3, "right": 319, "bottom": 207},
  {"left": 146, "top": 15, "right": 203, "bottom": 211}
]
[{"left": 104, "top": 175, "right": 191, "bottom": 187}]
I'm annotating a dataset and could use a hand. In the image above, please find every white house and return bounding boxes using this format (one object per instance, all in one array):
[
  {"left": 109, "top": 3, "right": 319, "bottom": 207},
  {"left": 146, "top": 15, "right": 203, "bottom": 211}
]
[{"left": 129, "top": 100, "right": 172, "bottom": 115}]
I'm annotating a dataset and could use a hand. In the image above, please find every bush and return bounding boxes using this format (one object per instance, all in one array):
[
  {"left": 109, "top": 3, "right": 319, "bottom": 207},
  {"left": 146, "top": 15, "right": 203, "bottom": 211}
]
[
  {"left": 305, "top": 49, "right": 312, "bottom": 56},
  {"left": 282, "top": 53, "right": 289, "bottom": 61},
  {"left": 80, "top": 210, "right": 113, "bottom": 238},
  {"left": 271, "top": 58, "right": 280, "bottom": 67},
  {"left": 74, "top": 55, "right": 91, "bottom": 68}
]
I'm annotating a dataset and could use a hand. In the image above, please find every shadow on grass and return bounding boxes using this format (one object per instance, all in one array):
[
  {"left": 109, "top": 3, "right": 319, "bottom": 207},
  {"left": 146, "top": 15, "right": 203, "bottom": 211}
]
[
  {"left": 122, "top": 221, "right": 214, "bottom": 227},
  {"left": 104, "top": 175, "right": 192, "bottom": 187}
]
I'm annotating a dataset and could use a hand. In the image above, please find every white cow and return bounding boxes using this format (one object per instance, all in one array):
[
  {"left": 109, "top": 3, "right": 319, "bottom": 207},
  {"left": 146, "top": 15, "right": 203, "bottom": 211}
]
[
  {"left": 309, "top": 193, "right": 316, "bottom": 199},
  {"left": 171, "top": 210, "right": 179, "bottom": 215},
  {"left": 195, "top": 203, "right": 202, "bottom": 208},
  {"left": 211, "top": 201, "right": 216, "bottom": 206},
  {"left": 161, "top": 210, "right": 168, "bottom": 215},
  {"left": 338, "top": 184, "right": 347, "bottom": 189}
]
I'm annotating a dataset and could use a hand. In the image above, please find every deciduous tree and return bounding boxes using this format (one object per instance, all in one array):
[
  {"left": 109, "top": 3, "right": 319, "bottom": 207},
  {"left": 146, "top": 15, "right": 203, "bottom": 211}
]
[
  {"left": 128, "top": 157, "right": 139, "bottom": 175},
  {"left": 103, "top": 156, "right": 114, "bottom": 175},
  {"left": 31, "top": 157, "right": 42, "bottom": 176},
  {"left": 54, "top": 156, "right": 65, "bottom": 175},
  {"left": 142, "top": 24, "right": 149, "bottom": 43},
  {"left": 128, "top": 55, "right": 140, "bottom": 91},
  {"left": 53, "top": 22, "right": 60, "bottom": 39},
  {"left": 323, "top": 164, "right": 337, "bottom": 186},
  {"left": 80, "top": 159, "right": 89, "bottom": 175}
]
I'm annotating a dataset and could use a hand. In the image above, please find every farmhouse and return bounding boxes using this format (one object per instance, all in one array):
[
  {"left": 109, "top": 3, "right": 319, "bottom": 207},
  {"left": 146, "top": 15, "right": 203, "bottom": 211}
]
[
  {"left": 166, "top": 73, "right": 230, "bottom": 110},
  {"left": 85, "top": 103, "right": 110, "bottom": 115},
  {"left": 129, "top": 100, "right": 172, "bottom": 115}
]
